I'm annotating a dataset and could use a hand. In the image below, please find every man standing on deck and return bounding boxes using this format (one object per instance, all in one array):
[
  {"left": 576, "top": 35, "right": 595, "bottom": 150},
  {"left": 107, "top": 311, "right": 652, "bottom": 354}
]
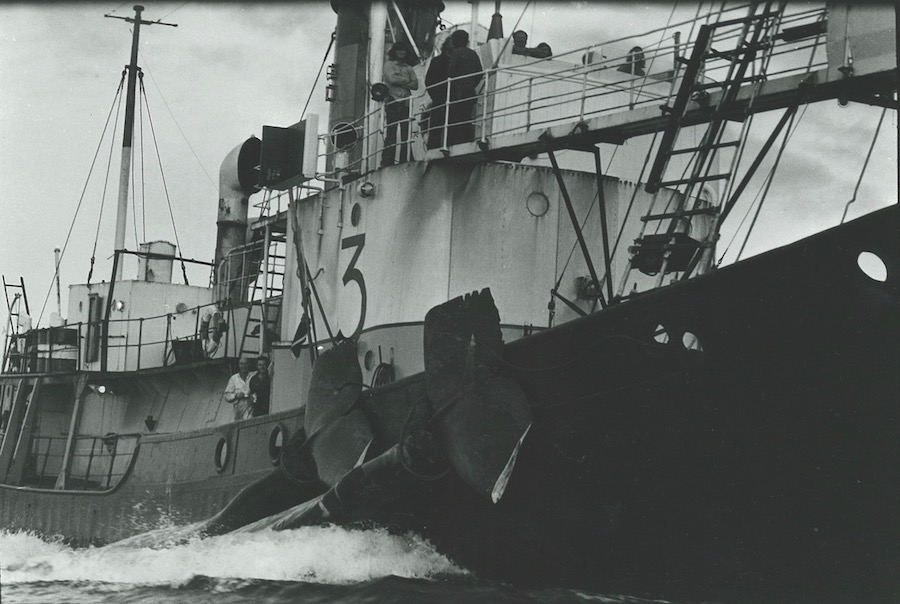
[
  {"left": 249, "top": 356, "right": 272, "bottom": 417},
  {"left": 224, "top": 356, "right": 253, "bottom": 421},
  {"left": 425, "top": 37, "right": 453, "bottom": 149},
  {"left": 382, "top": 41, "right": 419, "bottom": 166},
  {"left": 447, "top": 29, "right": 482, "bottom": 145}
]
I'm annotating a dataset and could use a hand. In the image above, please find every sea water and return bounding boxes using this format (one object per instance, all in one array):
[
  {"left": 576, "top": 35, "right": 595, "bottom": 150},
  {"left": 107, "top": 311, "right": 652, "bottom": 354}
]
[{"left": 0, "top": 528, "right": 681, "bottom": 604}]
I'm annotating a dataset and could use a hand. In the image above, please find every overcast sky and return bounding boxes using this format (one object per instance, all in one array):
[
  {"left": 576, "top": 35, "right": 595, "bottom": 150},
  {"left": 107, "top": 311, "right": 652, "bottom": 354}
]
[{"left": 0, "top": 1, "right": 895, "bottom": 329}]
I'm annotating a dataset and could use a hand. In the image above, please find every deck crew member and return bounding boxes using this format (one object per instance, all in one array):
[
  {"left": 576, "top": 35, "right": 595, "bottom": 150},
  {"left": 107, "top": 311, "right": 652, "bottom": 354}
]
[
  {"left": 224, "top": 356, "right": 253, "bottom": 421},
  {"left": 382, "top": 41, "right": 419, "bottom": 166},
  {"left": 617, "top": 46, "right": 646, "bottom": 76},
  {"left": 249, "top": 355, "right": 272, "bottom": 417},
  {"left": 511, "top": 30, "right": 550, "bottom": 58},
  {"left": 447, "top": 30, "right": 483, "bottom": 145},
  {"left": 425, "top": 37, "right": 453, "bottom": 149},
  {"left": 511, "top": 30, "right": 533, "bottom": 56},
  {"left": 534, "top": 42, "right": 552, "bottom": 58}
]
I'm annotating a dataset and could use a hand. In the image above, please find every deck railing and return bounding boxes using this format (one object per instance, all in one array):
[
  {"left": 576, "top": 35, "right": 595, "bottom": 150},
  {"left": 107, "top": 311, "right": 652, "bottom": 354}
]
[
  {"left": 27, "top": 433, "right": 139, "bottom": 491},
  {"left": 314, "top": 4, "right": 826, "bottom": 180},
  {"left": 1, "top": 290, "right": 288, "bottom": 375},
  {"left": 1, "top": 298, "right": 237, "bottom": 374}
]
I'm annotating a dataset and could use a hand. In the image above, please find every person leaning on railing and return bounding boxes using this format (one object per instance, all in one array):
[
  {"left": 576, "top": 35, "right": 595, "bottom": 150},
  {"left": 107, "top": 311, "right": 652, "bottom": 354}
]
[
  {"left": 447, "top": 29, "right": 483, "bottom": 146},
  {"left": 382, "top": 41, "right": 419, "bottom": 167}
]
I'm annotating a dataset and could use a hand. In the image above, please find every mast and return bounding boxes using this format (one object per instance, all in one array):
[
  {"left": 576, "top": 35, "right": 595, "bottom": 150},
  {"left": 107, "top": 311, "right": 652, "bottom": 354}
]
[{"left": 104, "top": 6, "right": 177, "bottom": 280}]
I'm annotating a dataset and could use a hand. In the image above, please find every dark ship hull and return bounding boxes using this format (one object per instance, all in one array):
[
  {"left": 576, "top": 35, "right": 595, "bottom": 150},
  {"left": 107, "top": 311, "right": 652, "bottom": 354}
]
[{"left": 3, "top": 204, "right": 897, "bottom": 601}]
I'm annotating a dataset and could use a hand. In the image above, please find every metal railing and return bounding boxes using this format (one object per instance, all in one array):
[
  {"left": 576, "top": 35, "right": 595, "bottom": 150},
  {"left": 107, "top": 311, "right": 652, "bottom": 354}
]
[
  {"left": 0, "top": 298, "right": 239, "bottom": 374},
  {"left": 27, "top": 433, "right": 139, "bottom": 490},
  {"left": 214, "top": 239, "right": 287, "bottom": 305},
  {"left": 313, "top": 4, "right": 827, "bottom": 180}
]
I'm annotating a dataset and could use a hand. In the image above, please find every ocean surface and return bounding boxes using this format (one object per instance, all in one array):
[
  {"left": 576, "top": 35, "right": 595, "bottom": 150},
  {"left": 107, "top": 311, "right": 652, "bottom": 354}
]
[{"left": 0, "top": 527, "right": 685, "bottom": 604}]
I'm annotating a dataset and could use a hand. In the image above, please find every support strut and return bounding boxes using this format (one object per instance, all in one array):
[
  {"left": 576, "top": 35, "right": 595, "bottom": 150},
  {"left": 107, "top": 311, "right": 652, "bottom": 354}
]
[{"left": 547, "top": 148, "right": 607, "bottom": 310}]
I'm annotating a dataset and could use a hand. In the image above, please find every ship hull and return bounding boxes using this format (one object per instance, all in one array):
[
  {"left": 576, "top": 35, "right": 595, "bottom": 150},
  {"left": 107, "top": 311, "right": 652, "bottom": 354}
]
[
  {"left": 2, "top": 205, "right": 898, "bottom": 600},
  {"left": 370, "top": 203, "right": 900, "bottom": 600}
]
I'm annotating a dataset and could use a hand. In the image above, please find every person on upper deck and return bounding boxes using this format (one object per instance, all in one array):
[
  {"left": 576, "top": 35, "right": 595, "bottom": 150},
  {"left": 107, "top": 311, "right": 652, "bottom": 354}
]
[
  {"left": 511, "top": 30, "right": 550, "bottom": 58},
  {"left": 617, "top": 46, "right": 646, "bottom": 76},
  {"left": 382, "top": 41, "right": 419, "bottom": 167},
  {"left": 425, "top": 37, "right": 453, "bottom": 149},
  {"left": 447, "top": 29, "right": 483, "bottom": 145},
  {"left": 224, "top": 356, "right": 253, "bottom": 421},
  {"left": 249, "top": 355, "right": 271, "bottom": 417},
  {"left": 511, "top": 30, "right": 530, "bottom": 55}
]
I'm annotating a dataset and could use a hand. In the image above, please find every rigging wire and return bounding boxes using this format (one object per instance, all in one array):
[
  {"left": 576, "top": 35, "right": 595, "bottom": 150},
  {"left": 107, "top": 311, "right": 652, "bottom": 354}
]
[
  {"left": 301, "top": 31, "right": 337, "bottom": 120},
  {"left": 140, "top": 72, "right": 190, "bottom": 285},
  {"left": 138, "top": 51, "right": 217, "bottom": 191},
  {"left": 158, "top": 1, "right": 190, "bottom": 22},
  {"left": 36, "top": 73, "right": 126, "bottom": 326},
  {"left": 88, "top": 71, "right": 128, "bottom": 285},
  {"left": 599, "top": 0, "right": 680, "bottom": 280},
  {"left": 108, "top": 2, "right": 129, "bottom": 15},
  {"left": 717, "top": 103, "right": 808, "bottom": 265},
  {"left": 139, "top": 84, "right": 147, "bottom": 242},
  {"left": 734, "top": 106, "right": 800, "bottom": 262},
  {"left": 553, "top": 147, "right": 618, "bottom": 289},
  {"left": 840, "top": 107, "right": 888, "bottom": 224},
  {"left": 130, "top": 127, "right": 139, "bottom": 248},
  {"left": 551, "top": 0, "right": 680, "bottom": 303}
]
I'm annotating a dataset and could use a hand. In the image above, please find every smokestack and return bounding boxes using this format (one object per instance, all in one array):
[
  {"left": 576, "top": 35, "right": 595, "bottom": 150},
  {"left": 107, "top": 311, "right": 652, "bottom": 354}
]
[{"left": 216, "top": 136, "right": 261, "bottom": 304}]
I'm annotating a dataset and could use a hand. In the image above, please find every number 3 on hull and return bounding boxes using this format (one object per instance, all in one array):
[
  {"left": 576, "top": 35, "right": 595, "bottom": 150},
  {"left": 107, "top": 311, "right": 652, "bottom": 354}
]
[{"left": 341, "top": 234, "right": 366, "bottom": 339}]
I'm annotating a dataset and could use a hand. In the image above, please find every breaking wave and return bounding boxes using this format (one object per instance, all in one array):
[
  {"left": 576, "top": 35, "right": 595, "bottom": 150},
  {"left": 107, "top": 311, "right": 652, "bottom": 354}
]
[
  {"left": 0, "top": 529, "right": 685, "bottom": 603},
  {"left": 0, "top": 526, "right": 463, "bottom": 587}
]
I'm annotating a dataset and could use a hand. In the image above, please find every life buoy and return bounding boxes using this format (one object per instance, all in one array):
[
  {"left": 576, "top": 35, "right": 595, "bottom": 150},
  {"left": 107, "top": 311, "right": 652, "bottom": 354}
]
[
  {"left": 201, "top": 309, "right": 226, "bottom": 356},
  {"left": 210, "top": 311, "right": 225, "bottom": 343}
]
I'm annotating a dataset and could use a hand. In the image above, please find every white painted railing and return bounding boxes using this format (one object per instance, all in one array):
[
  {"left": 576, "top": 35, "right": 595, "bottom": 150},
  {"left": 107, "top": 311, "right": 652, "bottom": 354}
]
[{"left": 313, "top": 3, "right": 827, "bottom": 181}]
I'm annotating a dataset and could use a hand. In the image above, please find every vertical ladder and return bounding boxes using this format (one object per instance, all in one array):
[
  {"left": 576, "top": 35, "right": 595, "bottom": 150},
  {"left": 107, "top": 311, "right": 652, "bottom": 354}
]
[
  {"left": 239, "top": 299, "right": 283, "bottom": 359},
  {"left": 239, "top": 228, "right": 286, "bottom": 358},
  {"left": 618, "top": 2, "right": 784, "bottom": 296},
  {"left": 3, "top": 277, "right": 30, "bottom": 373}
]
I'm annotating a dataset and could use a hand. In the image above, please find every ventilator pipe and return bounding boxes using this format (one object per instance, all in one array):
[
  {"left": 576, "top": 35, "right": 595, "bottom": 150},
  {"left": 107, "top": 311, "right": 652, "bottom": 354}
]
[{"left": 215, "top": 136, "right": 261, "bottom": 303}]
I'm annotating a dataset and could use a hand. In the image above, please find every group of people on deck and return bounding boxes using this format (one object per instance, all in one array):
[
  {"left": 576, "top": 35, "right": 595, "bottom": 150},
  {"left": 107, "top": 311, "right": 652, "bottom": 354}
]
[
  {"left": 379, "top": 28, "right": 638, "bottom": 164},
  {"left": 381, "top": 29, "right": 484, "bottom": 165},
  {"left": 224, "top": 355, "right": 271, "bottom": 421}
]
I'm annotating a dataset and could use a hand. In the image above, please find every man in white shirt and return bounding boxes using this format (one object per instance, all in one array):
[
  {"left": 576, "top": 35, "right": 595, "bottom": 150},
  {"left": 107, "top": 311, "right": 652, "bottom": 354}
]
[{"left": 224, "top": 356, "right": 254, "bottom": 421}]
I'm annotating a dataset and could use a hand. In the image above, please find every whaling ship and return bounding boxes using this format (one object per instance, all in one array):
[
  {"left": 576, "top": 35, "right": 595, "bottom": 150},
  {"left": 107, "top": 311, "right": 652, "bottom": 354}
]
[{"left": 1, "top": 1, "right": 897, "bottom": 600}]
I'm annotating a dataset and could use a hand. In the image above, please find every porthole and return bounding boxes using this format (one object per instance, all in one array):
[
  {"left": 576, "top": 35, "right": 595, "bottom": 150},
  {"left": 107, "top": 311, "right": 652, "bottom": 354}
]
[
  {"left": 653, "top": 324, "right": 669, "bottom": 344},
  {"left": 857, "top": 251, "right": 887, "bottom": 282},
  {"left": 526, "top": 192, "right": 550, "bottom": 217},
  {"left": 682, "top": 331, "right": 703, "bottom": 351},
  {"left": 351, "top": 203, "right": 362, "bottom": 227},
  {"left": 214, "top": 436, "right": 230, "bottom": 473},
  {"left": 363, "top": 350, "right": 375, "bottom": 371},
  {"left": 268, "top": 424, "right": 288, "bottom": 466}
]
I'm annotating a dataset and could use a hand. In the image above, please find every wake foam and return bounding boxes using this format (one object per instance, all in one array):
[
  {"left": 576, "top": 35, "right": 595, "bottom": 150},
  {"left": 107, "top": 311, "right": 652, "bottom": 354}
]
[{"left": 0, "top": 526, "right": 465, "bottom": 587}]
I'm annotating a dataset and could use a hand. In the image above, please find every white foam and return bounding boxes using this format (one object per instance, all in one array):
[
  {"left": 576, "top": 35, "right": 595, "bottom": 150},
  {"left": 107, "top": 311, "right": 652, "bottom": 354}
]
[{"left": 0, "top": 526, "right": 465, "bottom": 587}]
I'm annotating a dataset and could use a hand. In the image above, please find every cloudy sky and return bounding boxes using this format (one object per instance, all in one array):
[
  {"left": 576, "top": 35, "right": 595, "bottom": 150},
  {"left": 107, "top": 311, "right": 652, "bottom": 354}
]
[{"left": 0, "top": 1, "right": 895, "bottom": 329}]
